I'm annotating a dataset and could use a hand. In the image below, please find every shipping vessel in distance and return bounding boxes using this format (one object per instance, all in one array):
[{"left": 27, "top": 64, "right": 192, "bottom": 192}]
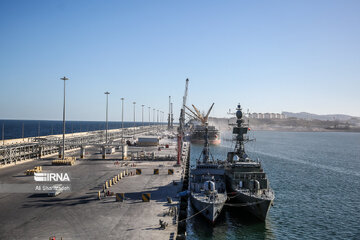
[
  {"left": 185, "top": 104, "right": 221, "bottom": 145},
  {"left": 189, "top": 124, "right": 221, "bottom": 145},
  {"left": 225, "top": 104, "right": 275, "bottom": 221}
]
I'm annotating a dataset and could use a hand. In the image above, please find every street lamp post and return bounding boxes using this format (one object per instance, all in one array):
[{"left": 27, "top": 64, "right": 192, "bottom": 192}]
[
  {"left": 133, "top": 102, "right": 136, "bottom": 136},
  {"left": 60, "top": 76, "right": 68, "bottom": 160},
  {"left": 121, "top": 98, "right": 124, "bottom": 140},
  {"left": 157, "top": 110, "right": 159, "bottom": 131},
  {"left": 160, "top": 111, "right": 163, "bottom": 129},
  {"left": 141, "top": 105, "right": 144, "bottom": 128},
  {"left": 104, "top": 92, "right": 110, "bottom": 144},
  {"left": 153, "top": 108, "right": 155, "bottom": 128}
]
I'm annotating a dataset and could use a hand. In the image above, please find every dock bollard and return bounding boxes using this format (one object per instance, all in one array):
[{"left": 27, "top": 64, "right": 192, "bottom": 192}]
[
  {"left": 98, "top": 191, "right": 101, "bottom": 200},
  {"left": 109, "top": 179, "right": 112, "bottom": 187},
  {"left": 116, "top": 193, "right": 125, "bottom": 202},
  {"left": 120, "top": 173, "right": 122, "bottom": 179},
  {"left": 142, "top": 193, "right": 151, "bottom": 202},
  {"left": 126, "top": 169, "right": 128, "bottom": 176},
  {"left": 105, "top": 181, "right": 109, "bottom": 189}
]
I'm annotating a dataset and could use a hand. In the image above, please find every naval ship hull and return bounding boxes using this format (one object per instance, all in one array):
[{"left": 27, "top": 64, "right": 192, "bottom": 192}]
[
  {"left": 190, "top": 193, "right": 225, "bottom": 223},
  {"left": 227, "top": 188, "right": 273, "bottom": 221}
]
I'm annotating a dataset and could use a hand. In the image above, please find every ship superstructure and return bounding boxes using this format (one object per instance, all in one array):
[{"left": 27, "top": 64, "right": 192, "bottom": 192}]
[{"left": 225, "top": 104, "right": 274, "bottom": 221}]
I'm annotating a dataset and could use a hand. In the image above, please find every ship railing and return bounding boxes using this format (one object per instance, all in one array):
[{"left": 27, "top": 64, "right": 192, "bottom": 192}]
[{"left": 237, "top": 188, "right": 274, "bottom": 199}]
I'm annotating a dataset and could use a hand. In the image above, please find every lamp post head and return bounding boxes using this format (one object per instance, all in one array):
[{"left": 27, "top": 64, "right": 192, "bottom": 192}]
[
  {"left": 133, "top": 102, "right": 136, "bottom": 105},
  {"left": 104, "top": 91, "right": 110, "bottom": 95},
  {"left": 60, "top": 76, "right": 69, "bottom": 81},
  {"left": 121, "top": 97, "right": 124, "bottom": 100}
]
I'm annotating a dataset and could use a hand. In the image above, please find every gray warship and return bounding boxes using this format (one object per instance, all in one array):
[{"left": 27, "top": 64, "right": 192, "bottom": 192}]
[
  {"left": 225, "top": 104, "right": 274, "bottom": 221},
  {"left": 188, "top": 104, "right": 227, "bottom": 223}
]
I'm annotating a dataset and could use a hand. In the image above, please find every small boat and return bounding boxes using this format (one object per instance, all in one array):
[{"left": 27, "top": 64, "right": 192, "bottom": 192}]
[
  {"left": 188, "top": 103, "right": 227, "bottom": 223},
  {"left": 190, "top": 161, "right": 227, "bottom": 223}
]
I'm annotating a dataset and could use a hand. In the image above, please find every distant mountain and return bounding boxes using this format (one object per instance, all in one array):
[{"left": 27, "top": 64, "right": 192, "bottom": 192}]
[{"left": 282, "top": 112, "right": 359, "bottom": 121}]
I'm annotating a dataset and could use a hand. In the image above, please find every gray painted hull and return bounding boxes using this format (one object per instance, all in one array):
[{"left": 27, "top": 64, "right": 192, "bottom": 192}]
[
  {"left": 190, "top": 193, "right": 225, "bottom": 223},
  {"left": 228, "top": 191, "right": 273, "bottom": 221}
]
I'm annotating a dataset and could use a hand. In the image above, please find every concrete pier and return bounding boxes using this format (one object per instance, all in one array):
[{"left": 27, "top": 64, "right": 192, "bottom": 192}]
[{"left": 0, "top": 128, "right": 187, "bottom": 239}]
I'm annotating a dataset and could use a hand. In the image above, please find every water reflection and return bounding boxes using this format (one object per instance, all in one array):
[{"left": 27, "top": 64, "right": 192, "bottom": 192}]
[{"left": 187, "top": 203, "right": 276, "bottom": 240}]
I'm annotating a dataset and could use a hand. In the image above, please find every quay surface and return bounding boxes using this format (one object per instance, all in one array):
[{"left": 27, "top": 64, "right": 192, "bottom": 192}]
[{"left": 0, "top": 128, "right": 187, "bottom": 240}]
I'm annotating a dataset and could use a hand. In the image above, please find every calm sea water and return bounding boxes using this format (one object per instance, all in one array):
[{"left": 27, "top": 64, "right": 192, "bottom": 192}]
[
  {"left": 0, "top": 119, "right": 160, "bottom": 140},
  {"left": 188, "top": 131, "right": 360, "bottom": 240}
]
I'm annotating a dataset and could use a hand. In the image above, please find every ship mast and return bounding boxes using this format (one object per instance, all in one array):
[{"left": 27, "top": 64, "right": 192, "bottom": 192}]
[
  {"left": 202, "top": 122, "right": 210, "bottom": 163},
  {"left": 229, "top": 104, "right": 249, "bottom": 162}
]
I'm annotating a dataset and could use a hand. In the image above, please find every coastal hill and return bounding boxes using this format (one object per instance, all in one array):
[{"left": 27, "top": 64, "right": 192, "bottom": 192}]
[
  {"left": 208, "top": 112, "right": 360, "bottom": 132},
  {"left": 281, "top": 112, "right": 359, "bottom": 122}
]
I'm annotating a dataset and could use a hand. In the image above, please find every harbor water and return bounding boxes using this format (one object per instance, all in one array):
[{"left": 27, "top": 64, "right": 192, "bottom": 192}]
[
  {"left": 188, "top": 131, "right": 360, "bottom": 239},
  {"left": 0, "top": 119, "right": 158, "bottom": 140}
]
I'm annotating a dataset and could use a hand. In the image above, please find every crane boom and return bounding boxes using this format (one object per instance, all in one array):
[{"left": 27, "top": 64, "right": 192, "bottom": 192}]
[
  {"left": 183, "top": 79, "right": 189, "bottom": 111},
  {"left": 179, "top": 78, "right": 189, "bottom": 134},
  {"left": 177, "top": 78, "right": 189, "bottom": 166}
]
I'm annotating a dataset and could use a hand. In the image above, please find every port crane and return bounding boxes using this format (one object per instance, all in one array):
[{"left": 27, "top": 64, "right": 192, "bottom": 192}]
[{"left": 177, "top": 78, "right": 189, "bottom": 165}]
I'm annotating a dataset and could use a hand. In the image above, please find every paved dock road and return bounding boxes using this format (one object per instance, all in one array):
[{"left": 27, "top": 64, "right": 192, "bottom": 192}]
[{"left": 0, "top": 143, "right": 183, "bottom": 239}]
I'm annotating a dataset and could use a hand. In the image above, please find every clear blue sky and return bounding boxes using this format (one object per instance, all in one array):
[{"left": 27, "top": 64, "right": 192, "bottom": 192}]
[{"left": 1, "top": 0, "right": 359, "bottom": 121}]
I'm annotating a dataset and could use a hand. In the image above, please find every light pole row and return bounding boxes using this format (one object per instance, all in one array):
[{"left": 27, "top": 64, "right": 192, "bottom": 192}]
[
  {"left": 105, "top": 96, "right": 164, "bottom": 139},
  {"left": 60, "top": 77, "right": 165, "bottom": 159}
]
